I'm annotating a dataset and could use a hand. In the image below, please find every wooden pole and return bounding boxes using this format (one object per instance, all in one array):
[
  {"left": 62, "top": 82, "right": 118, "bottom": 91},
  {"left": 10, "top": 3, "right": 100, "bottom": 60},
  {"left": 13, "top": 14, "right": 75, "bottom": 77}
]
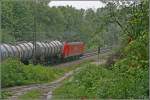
[
  {"left": 33, "top": 0, "right": 37, "bottom": 64},
  {"left": 98, "top": 45, "right": 100, "bottom": 64}
]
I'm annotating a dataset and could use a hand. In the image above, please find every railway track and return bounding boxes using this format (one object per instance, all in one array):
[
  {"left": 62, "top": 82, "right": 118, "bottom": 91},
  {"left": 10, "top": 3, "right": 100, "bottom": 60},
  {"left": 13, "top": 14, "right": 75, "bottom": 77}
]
[{"left": 81, "top": 46, "right": 112, "bottom": 58}]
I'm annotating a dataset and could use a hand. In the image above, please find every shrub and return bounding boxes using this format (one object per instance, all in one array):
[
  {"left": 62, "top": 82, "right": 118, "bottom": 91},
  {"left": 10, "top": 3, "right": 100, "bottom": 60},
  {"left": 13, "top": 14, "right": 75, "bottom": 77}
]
[
  {"left": 53, "top": 57, "right": 148, "bottom": 99},
  {"left": 1, "top": 58, "right": 64, "bottom": 88}
]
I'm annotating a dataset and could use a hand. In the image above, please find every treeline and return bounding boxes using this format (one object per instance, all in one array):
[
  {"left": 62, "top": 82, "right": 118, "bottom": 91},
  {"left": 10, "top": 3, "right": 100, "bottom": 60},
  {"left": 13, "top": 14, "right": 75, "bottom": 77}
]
[{"left": 1, "top": 0, "right": 121, "bottom": 49}]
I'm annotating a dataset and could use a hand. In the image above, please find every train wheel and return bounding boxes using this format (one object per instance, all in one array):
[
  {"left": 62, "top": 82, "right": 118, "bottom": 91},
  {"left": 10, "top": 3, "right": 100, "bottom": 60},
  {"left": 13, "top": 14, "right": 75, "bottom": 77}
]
[{"left": 21, "top": 59, "right": 29, "bottom": 65}]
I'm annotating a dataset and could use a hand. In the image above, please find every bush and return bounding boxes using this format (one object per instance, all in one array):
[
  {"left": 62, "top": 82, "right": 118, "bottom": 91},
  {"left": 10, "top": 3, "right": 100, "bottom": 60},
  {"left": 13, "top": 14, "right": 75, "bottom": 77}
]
[
  {"left": 1, "top": 58, "right": 64, "bottom": 88},
  {"left": 53, "top": 62, "right": 148, "bottom": 99}
]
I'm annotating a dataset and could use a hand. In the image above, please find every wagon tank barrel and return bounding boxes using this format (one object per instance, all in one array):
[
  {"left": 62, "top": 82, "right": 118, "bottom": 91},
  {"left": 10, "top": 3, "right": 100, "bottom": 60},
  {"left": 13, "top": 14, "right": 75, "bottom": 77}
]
[{"left": 0, "top": 40, "right": 63, "bottom": 62}]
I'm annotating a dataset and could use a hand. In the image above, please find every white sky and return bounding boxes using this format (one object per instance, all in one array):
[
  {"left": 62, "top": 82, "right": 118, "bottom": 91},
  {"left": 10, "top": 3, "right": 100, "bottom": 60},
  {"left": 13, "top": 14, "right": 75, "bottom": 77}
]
[{"left": 48, "top": 1, "right": 106, "bottom": 10}]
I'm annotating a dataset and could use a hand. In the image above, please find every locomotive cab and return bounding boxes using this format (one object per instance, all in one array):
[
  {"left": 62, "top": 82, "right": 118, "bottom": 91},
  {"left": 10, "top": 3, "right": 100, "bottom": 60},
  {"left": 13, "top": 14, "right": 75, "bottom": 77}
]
[{"left": 61, "top": 41, "right": 85, "bottom": 61}]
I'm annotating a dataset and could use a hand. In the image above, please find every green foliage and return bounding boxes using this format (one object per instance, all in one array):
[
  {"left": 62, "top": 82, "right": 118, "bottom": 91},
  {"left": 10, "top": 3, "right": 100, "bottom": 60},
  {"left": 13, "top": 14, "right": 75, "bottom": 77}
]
[
  {"left": 123, "top": 32, "right": 148, "bottom": 66},
  {"left": 1, "top": 58, "right": 64, "bottom": 88},
  {"left": 1, "top": 91, "right": 12, "bottom": 99},
  {"left": 53, "top": 61, "right": 148, "bottom": 99},
  {"left": 1, "top": 58, "right": 89, "bottom": 88},
  {"left": 1, "top": 0, "right": 149, "bottom": 99}
]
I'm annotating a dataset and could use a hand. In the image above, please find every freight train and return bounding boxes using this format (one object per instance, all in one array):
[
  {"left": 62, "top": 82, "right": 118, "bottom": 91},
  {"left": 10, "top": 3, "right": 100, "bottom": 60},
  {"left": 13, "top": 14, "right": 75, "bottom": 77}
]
[{"left": 0, "top": 40, "right": 85, "bottom": 65}]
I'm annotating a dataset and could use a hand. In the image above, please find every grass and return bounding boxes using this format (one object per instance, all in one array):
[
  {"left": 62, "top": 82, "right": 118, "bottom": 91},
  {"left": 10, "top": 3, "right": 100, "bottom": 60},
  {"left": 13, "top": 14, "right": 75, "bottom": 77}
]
[
  {"left": 1, "top": 58, "right": 93, "bottom": 99},
  {"left": 1, "top": 91, "right": 12, "bottom": 99},
  {"left": 52, "top": 62, "right": 149, "bottom": 99},
  {"left": 1, "top": 58, "right": 64, "bottom": 88},
  {"left": 18, "top": 89, "right": 42, "bottom": 100},
  {"left": 1, "top": 58, "right": 90, "bottom": 88}
]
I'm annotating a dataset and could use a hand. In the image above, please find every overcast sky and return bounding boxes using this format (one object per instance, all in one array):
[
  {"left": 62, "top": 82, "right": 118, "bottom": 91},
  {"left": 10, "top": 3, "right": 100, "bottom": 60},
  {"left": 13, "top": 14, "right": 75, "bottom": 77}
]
[{"left": 48, "top": 1, "right": 106, "bottom": 10}]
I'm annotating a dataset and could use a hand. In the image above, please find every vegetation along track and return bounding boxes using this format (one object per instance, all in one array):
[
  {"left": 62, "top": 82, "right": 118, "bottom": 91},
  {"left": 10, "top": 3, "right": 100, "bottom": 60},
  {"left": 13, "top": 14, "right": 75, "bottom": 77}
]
[
  {"left": 55, "top": 46, "right": 113, "bottom": 68},
  {"left": 81, "top": 46, "right": 112, "bottom": 58},
  {"left": 2, "top": 47, "right": 112, "bottom": 100}
]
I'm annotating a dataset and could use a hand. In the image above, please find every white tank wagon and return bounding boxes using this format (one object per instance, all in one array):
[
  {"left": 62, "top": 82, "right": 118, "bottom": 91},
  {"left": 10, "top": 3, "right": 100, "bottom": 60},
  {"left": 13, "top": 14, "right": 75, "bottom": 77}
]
[
  {"left": 16, "top": 42, "right": 33, "bottom": 59},
  {"left": 0, "top": 42, "right": 34, "bottom": 61},
  {"left": 1, "top": 44, "right": 14, "bottom": 60},
  {"left": 0, "top": 40, "right": 63, "bottom": 64},
  {"left": 35, "top": 40, "right": 63, "bottom": 58}
]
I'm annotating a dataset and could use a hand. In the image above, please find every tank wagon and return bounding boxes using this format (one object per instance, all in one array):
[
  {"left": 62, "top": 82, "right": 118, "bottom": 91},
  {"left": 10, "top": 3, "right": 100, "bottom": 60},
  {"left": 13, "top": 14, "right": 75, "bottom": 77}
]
[{"left": 0, "top": 40, "right": 85, "bottom": 65}]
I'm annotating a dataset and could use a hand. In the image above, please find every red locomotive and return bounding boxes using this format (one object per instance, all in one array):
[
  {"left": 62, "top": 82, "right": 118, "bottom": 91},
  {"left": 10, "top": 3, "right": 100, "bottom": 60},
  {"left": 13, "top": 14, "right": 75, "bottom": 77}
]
[{"left": 62, "top": 42, "right": 85, "bottom": 59}]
